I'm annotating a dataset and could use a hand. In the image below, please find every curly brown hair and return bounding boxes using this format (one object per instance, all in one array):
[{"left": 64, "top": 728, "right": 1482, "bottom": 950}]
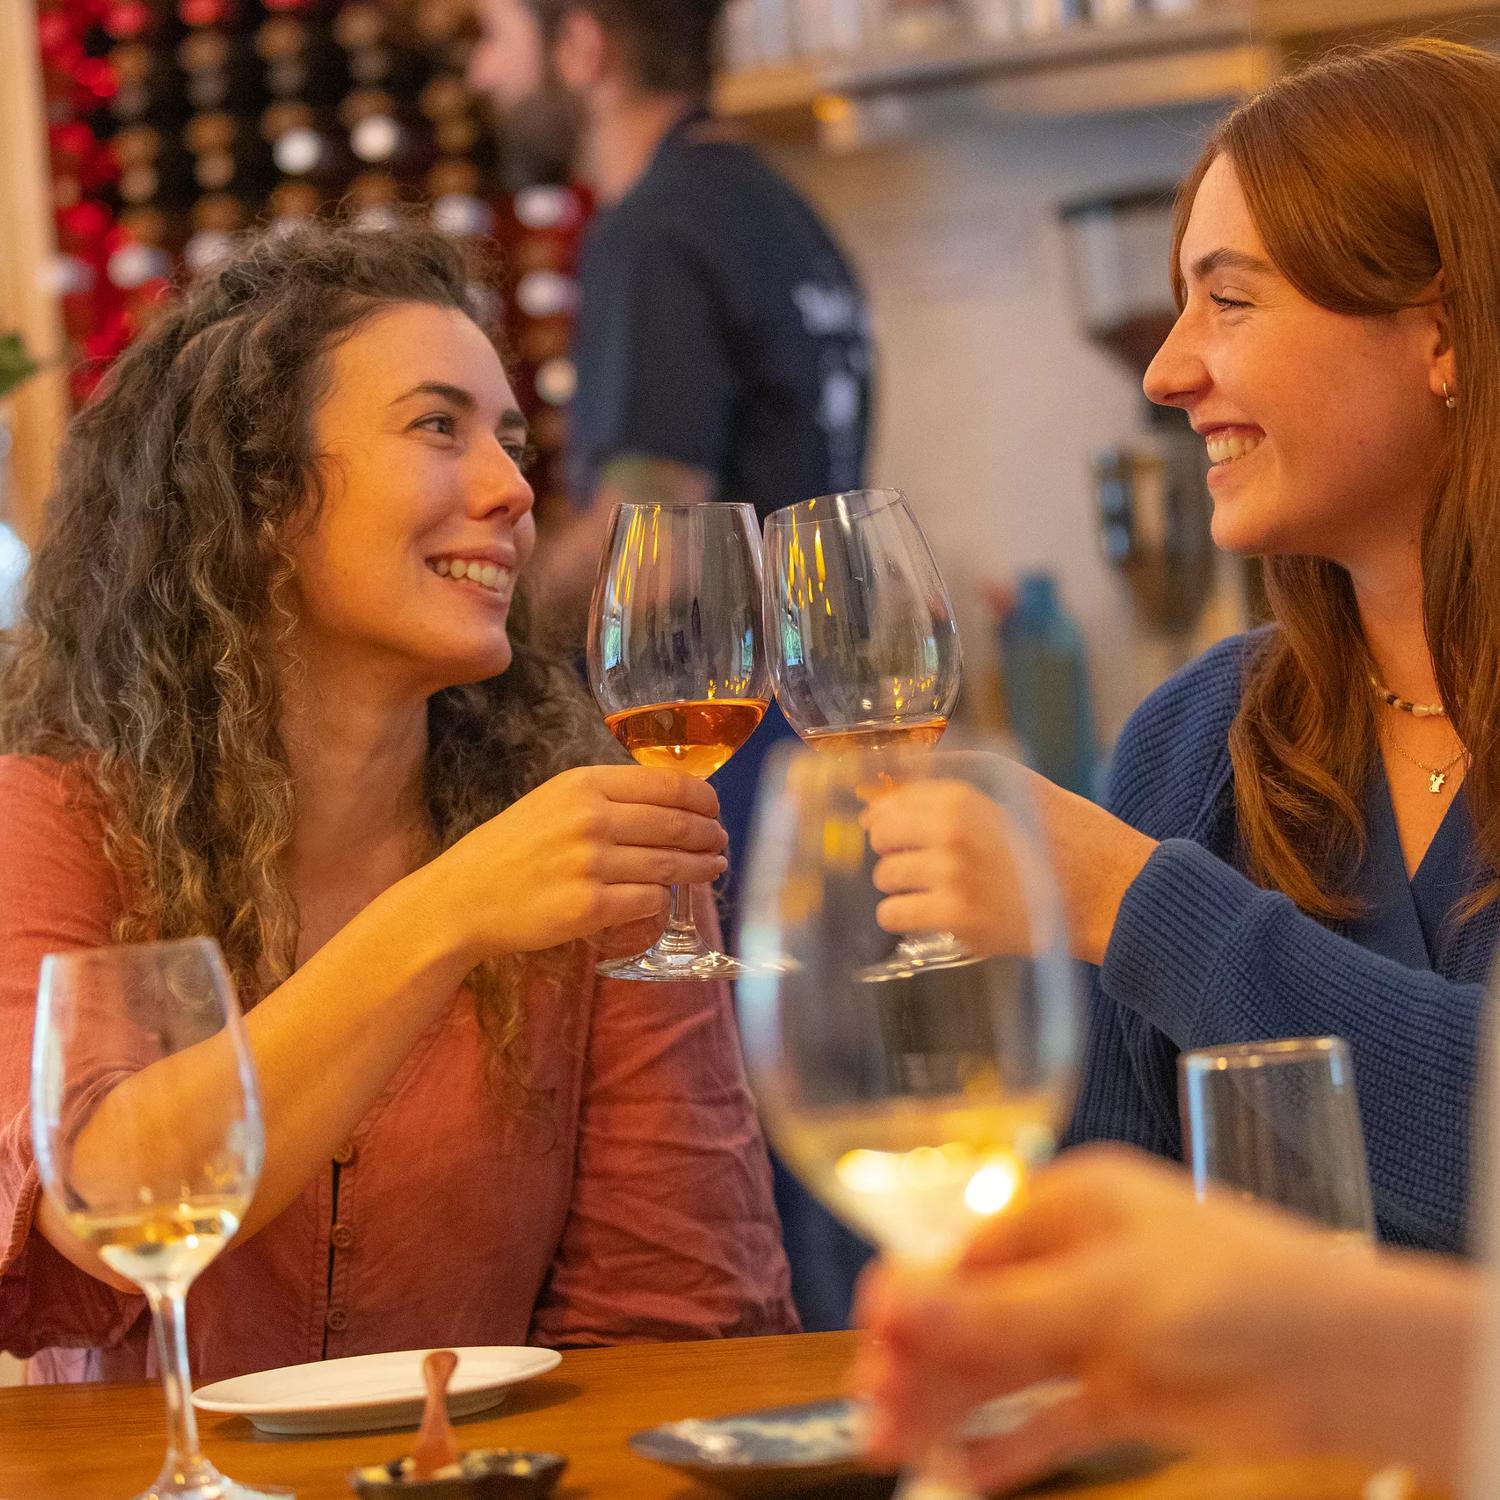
[{"left": 0, "top": 216, "right": 614, "bottom": 1086}]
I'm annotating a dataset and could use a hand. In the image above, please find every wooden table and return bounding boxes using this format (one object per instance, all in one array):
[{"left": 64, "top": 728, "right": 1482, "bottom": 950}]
[{"left": 0, "top": 1332, "right": 1439, "bottom": 1500}]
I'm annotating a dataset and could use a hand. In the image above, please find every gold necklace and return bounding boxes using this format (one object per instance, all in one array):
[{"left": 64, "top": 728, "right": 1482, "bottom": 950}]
[{"left": 1386, "top": 737, "right": 1468, "bottom": 795}]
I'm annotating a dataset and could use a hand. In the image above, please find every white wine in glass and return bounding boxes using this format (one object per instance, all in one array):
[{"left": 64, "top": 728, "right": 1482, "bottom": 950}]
[
  {"left": 737, "top": 739, "right": 1081, "bottom": 1495},
  {"left": 589, "top": 501, "right": 771, "bottom": 981},
  {"left": 763, "top": 489, "right": 968, "bottom": 980},
  {"left": 31, "top": 937, "right": 276, "bottom": 1500}
]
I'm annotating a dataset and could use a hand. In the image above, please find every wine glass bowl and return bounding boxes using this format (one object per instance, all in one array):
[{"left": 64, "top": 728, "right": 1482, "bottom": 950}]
[
  {"left": 588, "top": 501, "right": 771, "bottom": 981},
  {"left": 1179, "top": 1036, "right": 1376, "bottom": 1244},
  {"left": 762, "top": 489, "right": 961, "bottom": 751},
  {"left": 31, "top": 936, "right": 275, "bottom": 1500},
  {"left": 737, "top": 741, "right": 1080, "bottom": 1264},
  {"left": 762, "top": 490, "right": 971, "bottom": 979}
]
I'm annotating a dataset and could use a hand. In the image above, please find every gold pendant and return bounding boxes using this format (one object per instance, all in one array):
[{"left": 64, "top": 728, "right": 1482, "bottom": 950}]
[{"left": 1429, "top": 772, "right": 1447, "bottom": 794}]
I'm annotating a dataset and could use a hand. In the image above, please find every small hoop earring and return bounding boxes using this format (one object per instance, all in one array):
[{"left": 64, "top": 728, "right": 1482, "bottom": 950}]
[{"left": 1443, "top": 379, "right": 1458, "bottom": 410}]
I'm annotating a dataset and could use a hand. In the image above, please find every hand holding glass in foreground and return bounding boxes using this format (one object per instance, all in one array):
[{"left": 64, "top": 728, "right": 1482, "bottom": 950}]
[{"left": 854, "top": 1147, "right": 1479, "bottom": 1496}]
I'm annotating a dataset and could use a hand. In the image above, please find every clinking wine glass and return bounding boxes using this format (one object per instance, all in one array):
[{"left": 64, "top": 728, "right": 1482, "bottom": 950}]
[
  {"left": 762, "top": 489, "right": 969, "bottom": 981},
  {"left": 589, "top": 500, "right": 771, "bottom": 981},
  {"left": 31, "top": 937, "right": 276, "bottom": 1500},
  {"left": 737, "top": 738, "right": 1081, "bottom": 1498}
]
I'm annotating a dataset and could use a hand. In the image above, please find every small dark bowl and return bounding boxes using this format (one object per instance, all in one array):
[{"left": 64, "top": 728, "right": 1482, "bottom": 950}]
[{"left": 348, "top": 1447, "right": 567, "bottom": 1500}]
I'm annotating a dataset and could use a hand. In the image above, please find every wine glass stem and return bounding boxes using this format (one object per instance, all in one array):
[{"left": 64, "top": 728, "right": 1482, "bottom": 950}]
[
  {"left": 655, "top": 883, "right": 701, "bottom": 956},
  {"left": 143, "top": 1280, "right": 214, "bottom": 1490},
  {"left": 893, "top": 1438, "right": 978, "bottom": 1500}
]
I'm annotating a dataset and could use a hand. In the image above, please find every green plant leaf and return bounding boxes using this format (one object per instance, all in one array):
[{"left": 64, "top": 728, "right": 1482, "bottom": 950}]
[{"left": 0, "top": 333, "right": 39, "bottom": 400}]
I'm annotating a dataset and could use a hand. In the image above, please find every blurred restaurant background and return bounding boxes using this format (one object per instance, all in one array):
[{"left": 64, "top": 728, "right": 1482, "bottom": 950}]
[
  {"left": 4, "top": 0, "right": 1499, "bottom": 765},
  {"left": 0, "top": 0, "right": 1498, "bottom": 1376}
]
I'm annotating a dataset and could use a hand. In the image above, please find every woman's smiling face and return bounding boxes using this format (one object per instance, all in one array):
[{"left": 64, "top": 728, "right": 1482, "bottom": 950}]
[
  {"left": 1144, "top": 154, "right": 1451, "bottom": 572},
  {"left": 288, "top": 301, "right": 537, "bottom": 695}
]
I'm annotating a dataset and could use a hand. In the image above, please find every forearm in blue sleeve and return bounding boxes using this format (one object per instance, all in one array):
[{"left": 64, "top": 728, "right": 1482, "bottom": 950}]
[
  {"left": 1101, "top": 839, "right": 1482, "bottom": 1249},
  {"left": 1065, "top": 966, "right": 1180, "bottom": 1158}
]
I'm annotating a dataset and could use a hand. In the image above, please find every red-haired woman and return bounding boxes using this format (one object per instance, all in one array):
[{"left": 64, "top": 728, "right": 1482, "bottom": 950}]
[{"left": 867, "top": 37, "right": 1500, "bottom": 1254}]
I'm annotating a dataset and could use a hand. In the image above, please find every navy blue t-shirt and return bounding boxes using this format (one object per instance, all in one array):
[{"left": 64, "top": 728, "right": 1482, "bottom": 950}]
[{"left": 568, "top": 113, "right": 873, "bottom": 522}]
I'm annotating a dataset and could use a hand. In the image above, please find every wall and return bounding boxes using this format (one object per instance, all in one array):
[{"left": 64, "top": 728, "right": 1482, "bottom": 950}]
[{"left": 768, "top": 97, "right": 1245, "bottom": 743}]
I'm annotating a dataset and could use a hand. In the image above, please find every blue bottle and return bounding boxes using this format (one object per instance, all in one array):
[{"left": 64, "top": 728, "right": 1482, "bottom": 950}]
[{"left": 998, "top": 572, "right": 1098, "bottom": 798}]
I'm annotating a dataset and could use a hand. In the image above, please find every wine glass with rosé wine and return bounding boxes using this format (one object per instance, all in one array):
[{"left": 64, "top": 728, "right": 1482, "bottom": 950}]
[
  {"left": 588, "top": 500, "right": 770, "bottom": 981},
  {"left": 763, "top": 489, "right": 970, "bottom": 982}
]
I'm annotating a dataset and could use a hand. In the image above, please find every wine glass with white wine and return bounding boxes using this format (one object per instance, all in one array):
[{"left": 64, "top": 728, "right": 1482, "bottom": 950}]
[
  {"left": 589, "top": 500, "right": 770, "bottom": 980},
  {"left": 31, "top": 937, "right": 275, "bottom": 1500},
  {"left": 737, "top": 737, "right": 1081, "bottom": 1498},
  {"left": 762, "top": 489, "right": 968, "bottom": 981}
]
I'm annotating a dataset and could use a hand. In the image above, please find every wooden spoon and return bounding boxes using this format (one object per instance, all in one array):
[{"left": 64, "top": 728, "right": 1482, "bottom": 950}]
[{"left": 410, "top": 1349, "right": 461, "bottom": 1480}]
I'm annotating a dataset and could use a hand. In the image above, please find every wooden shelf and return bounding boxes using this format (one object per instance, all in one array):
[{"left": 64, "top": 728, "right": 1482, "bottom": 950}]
[
  {"left": 716, "top": 8, "right": 1256, "bottom": 118},
  {"left": 714, "top": 0, "right": 1500, "bottom": 128}
]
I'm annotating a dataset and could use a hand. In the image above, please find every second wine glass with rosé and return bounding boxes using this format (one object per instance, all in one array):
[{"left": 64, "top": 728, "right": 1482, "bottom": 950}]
[
  {"left": 763, "top": 488, "right": 970, "bottom": 979},
  {"left": 588, "top": 500, "right": 770, "bottom": 981}
]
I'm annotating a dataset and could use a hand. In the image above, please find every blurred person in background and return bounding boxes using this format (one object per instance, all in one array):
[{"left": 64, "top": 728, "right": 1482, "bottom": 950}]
[
  {"left": 862, "top": 38, "right": 1500, "bottom": 1256},
  {"left": 469, "top": 0, "right": 877, "bottom": 1329},
  {"left": 857, "top": 1146, "right": 1482, "bottom": 1495}
]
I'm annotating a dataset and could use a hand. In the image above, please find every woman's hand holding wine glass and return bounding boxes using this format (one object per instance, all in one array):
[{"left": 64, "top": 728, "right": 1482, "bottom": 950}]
[
  {"left": 860, "top": 768, "right": 1156, "bottom": 966},
  {"left": 426, "top": 763, "right": 729, "bottom": 962},
  {"left": 762, "top": 489, "right": 975, "bottom": 980}
]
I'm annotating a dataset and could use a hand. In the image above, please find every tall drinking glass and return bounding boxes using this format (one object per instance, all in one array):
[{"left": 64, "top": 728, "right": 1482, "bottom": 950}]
[
  {"left": 763, "top": 489, "right": 969, "bottom": 980},
  {"left": 31, "top": 937, "right": 273, "bottom": 1500},
  {"left": 737, "top": 738, "right": 1080, "bottom": 1497},
  {"left": 1178, "top": 1035, "right": 1376, "bottom": 1243},
  {"left": 589, "top": 501, "right": 770, "bottom": 981}
]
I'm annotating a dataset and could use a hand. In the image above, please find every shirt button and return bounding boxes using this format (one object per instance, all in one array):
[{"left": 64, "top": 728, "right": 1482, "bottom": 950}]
[
  {"left": 331, "top": 1222, "right": 354, "bottom": 1250},
  {"left": 326, "top": 1306, "right": 349, "bottom": 1332},
  {"left": 332, "top": 1142, "right": 356, "bottom": 1167}
]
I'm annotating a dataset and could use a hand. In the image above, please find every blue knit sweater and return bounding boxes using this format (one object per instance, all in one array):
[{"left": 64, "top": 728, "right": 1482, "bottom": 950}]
[{"left": 1069, "top": 630, "right": 1495, "bottom": 1253}]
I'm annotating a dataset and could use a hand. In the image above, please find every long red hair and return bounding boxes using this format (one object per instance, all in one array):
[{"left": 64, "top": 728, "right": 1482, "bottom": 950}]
[{"left": 1171, "top": 39, "right": 1500, "bottom": 917}]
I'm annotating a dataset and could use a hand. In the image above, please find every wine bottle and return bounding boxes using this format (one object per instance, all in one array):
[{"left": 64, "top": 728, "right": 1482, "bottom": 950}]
[
  {"left": 112, "top": 119, "right": 200, "bottom": 209},
  {"left": 253, "top": 14, "right": 349, "bottom": 104}
]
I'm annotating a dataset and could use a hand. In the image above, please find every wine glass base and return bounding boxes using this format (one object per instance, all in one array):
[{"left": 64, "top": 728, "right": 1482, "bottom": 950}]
[
  {"left": 891, "top": 1475, "right": 978, "bottom": 1500},
  {"left": 131, "top": 1480, "right": 293, "bottom": 1500},
  {"left": 596, "top": 948, "right": 755, "bottom": 983},
  {"left": 855, "top": 934, "right": 982, "bottom": 985}
]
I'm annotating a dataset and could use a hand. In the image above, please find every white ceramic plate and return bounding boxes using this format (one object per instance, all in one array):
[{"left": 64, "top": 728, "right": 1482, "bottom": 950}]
[{"left": 192, "top": 1346, "right": 563, "bottom": 1435}]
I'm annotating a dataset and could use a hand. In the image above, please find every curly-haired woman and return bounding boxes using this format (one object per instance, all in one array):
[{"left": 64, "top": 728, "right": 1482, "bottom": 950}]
[{"left": 0, "top": 219, "right": 796, "bottom": 1383}]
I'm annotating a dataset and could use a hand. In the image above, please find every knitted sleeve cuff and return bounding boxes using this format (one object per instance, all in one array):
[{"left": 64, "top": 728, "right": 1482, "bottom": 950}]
[{"left": 1100, "top": 837, "right": 1270, "bottom": 1043}]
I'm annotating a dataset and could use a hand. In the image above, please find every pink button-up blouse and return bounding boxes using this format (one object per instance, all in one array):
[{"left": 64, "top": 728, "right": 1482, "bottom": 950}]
[{"left": 0, "top": 756, "right": 797, "bottom": 1383}]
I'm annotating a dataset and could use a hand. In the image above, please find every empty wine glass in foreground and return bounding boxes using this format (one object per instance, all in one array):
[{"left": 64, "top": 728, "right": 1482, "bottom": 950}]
[
  {"left": 31, "top": 937, "right": 273, "bottom": 1500},
  {"left": 737, "top": 739, "right": 1080, "bottom": 1497},
  {"left": 1180, "top": 1036, "right": 1376, "bottom": 1244}
]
